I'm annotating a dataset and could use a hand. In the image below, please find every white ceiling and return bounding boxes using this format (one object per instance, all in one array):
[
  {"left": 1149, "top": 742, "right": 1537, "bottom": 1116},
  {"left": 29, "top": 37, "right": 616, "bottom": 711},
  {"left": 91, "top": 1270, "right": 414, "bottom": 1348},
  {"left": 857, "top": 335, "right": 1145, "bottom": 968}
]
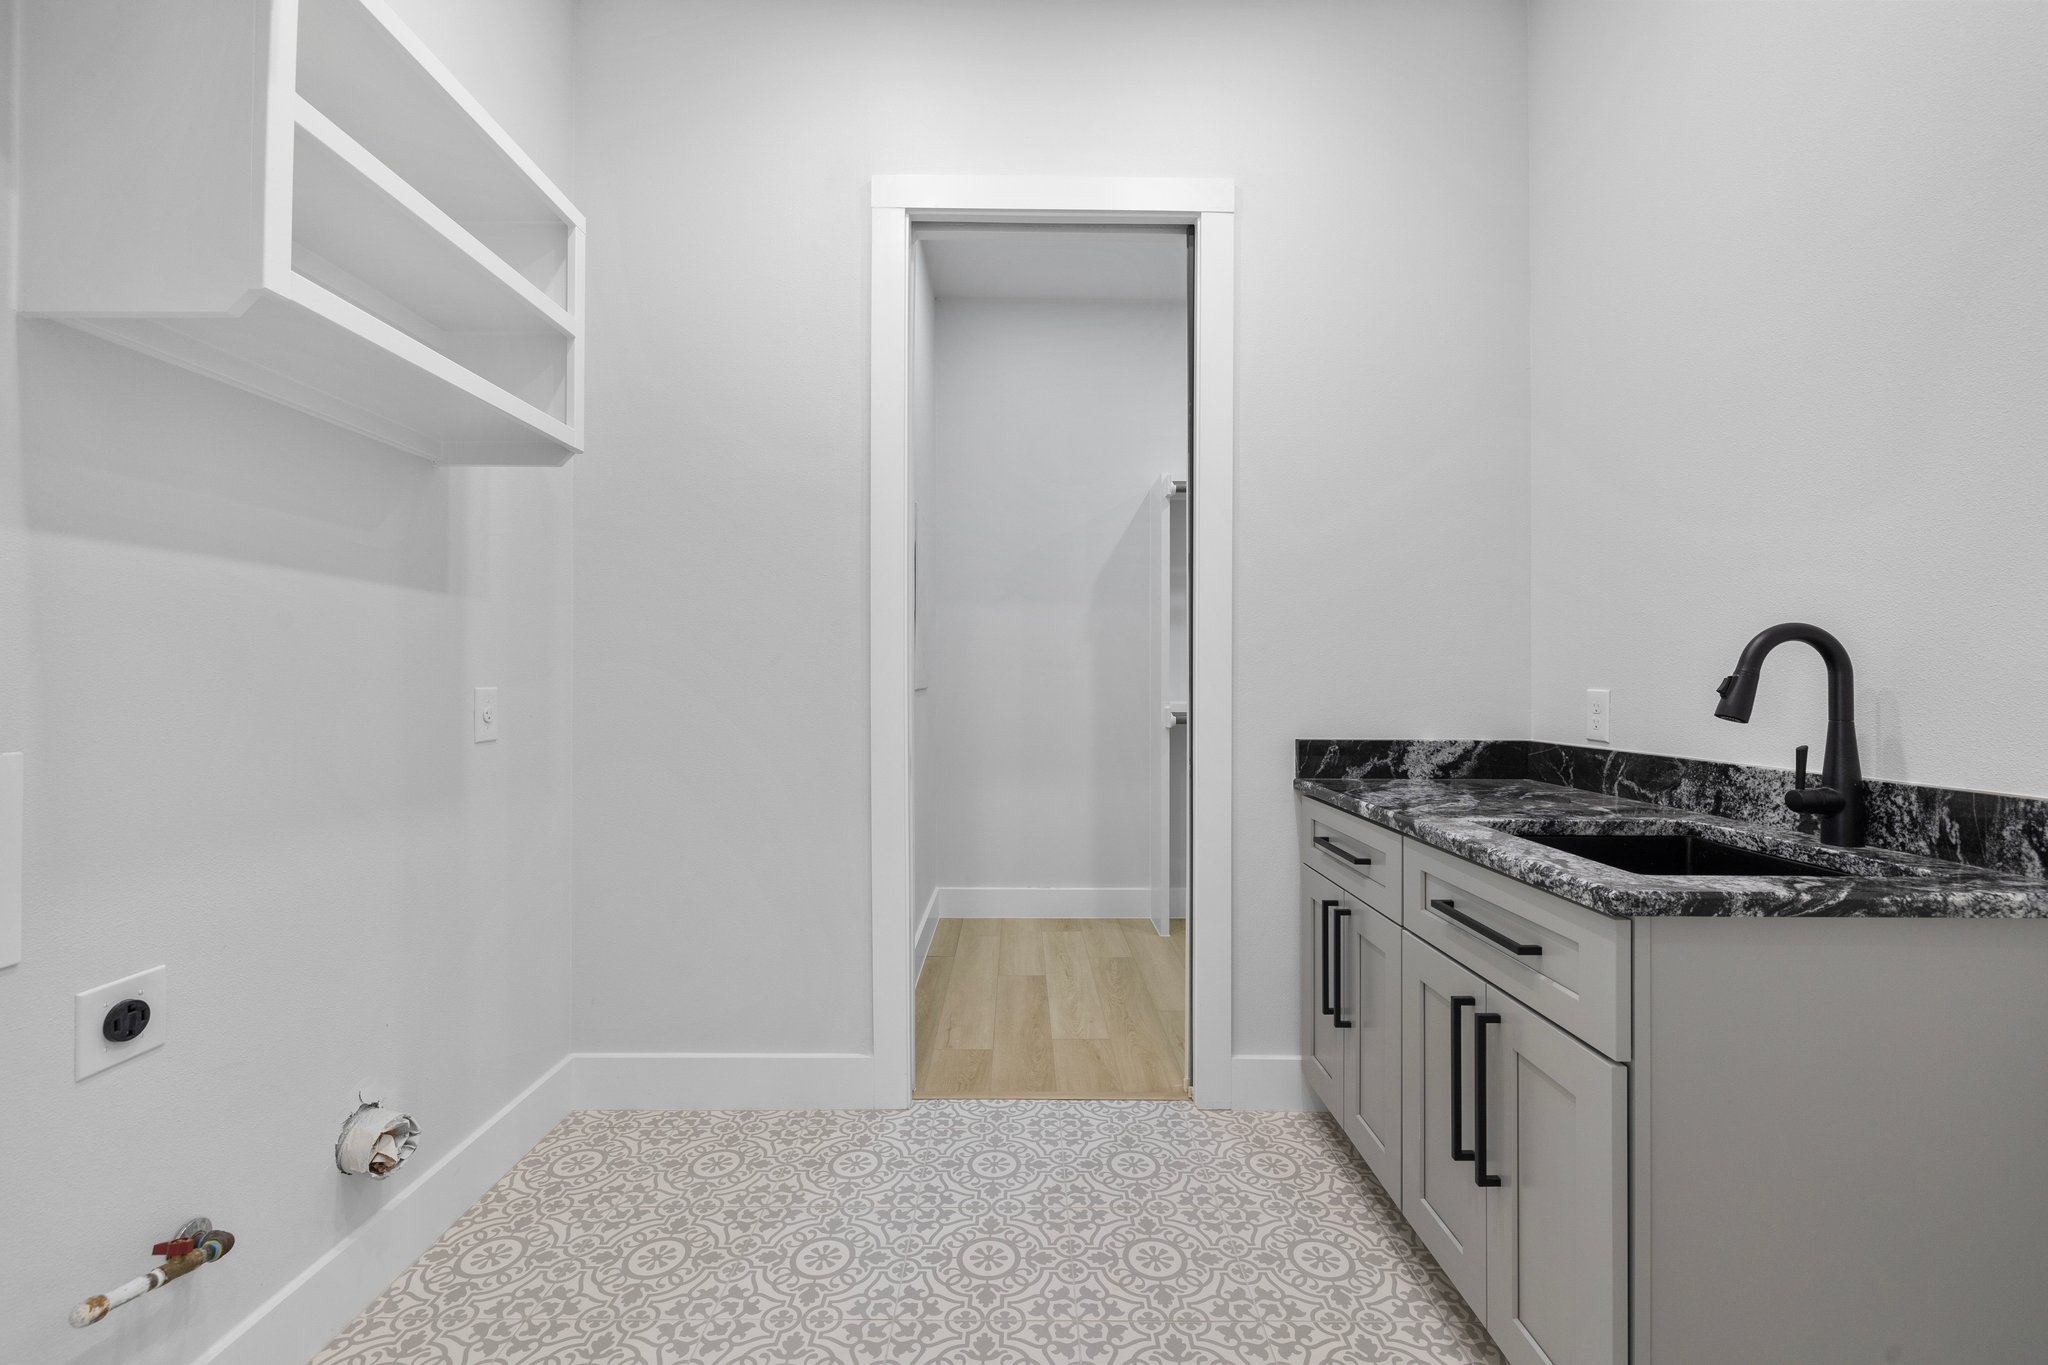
[{"left": 919, "top": 228, "right": 1189, "bottom": 304}]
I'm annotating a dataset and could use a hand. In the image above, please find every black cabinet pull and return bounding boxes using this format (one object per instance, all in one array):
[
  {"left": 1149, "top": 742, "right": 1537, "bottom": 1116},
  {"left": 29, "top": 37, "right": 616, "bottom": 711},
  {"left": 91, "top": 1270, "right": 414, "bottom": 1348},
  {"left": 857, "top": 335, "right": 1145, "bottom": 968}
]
[
  {"left": 1450, "top": 995, "right": 1476, "bottom": 1162},
  {"left": 1473, "top": 1011, "right": 1502, "bottom": 1188},
  {"left": 1429, "top": 898, "right": 1543, "bottom": 957},
  {"left": 1314, "top": 834, "right": 1373, "bottom": 866},
  {"left": 1319, "top": 900, "right": 1340, "bottom": 1017},
  {"left": 1332, "top": 908, "right": 1353, "bottom": 1028}
]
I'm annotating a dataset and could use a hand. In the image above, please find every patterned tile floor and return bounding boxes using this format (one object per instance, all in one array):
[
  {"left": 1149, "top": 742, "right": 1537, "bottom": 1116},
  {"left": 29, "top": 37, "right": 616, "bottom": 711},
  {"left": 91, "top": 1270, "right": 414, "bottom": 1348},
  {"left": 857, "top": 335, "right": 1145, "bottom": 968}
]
[{"left": 311, "top": 1102, "right": 1502, "bottom": 1364}]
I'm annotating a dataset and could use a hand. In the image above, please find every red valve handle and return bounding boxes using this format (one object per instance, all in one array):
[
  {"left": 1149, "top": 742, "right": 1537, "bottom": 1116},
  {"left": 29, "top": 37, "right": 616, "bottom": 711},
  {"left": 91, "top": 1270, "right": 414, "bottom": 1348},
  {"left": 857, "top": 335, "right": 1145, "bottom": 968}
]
[{"left": 150, "top": 1239, "right": 196, "bottom": 1258}]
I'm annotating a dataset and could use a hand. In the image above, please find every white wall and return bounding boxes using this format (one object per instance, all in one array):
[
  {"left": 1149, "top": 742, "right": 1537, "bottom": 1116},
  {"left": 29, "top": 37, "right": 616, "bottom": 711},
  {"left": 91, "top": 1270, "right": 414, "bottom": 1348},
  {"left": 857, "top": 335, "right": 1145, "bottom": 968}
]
[
  {"left": 0, "top": 3, "right": 577, "bottom": 1362},
  {"left": 920, "top": 297, "right": 1185, "bottom": 913},
  {"left": 1529, "top": 1, "right": 2048, "bottom": 796},
  {"left": 572, "top": 0, "right": 1531, "bottom": 1068}
]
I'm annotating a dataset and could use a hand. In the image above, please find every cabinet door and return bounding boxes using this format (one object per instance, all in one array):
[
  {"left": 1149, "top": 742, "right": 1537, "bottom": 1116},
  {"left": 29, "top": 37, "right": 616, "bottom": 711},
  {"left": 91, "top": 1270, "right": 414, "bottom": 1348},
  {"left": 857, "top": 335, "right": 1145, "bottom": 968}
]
[
  {"left": 1401, "top": 932, "right": 1489, "bottom": 1310},
  {"left": 1341, "top": 904, "right": 1402, "bottom": 1200},
  {"left": 1300, "top": 868, "right": 1347, "bottom": 1115},
  {"left": 1480, "top": 991, "right": 1628, "bottom": 1365}
]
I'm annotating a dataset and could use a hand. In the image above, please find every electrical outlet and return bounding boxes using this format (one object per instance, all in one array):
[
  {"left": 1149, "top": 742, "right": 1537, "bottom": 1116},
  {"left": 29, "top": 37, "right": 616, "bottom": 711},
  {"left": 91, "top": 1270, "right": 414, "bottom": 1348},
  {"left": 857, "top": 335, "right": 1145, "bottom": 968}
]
[
  {"left": 1586, "top": 688, "right": 1612, "bottom": 744},
  {"left": 76, "top": 965, "right": 166, "bottom": 1080},
  {"left": 474, "top": 687, "right": 498, "bottom": 743}
]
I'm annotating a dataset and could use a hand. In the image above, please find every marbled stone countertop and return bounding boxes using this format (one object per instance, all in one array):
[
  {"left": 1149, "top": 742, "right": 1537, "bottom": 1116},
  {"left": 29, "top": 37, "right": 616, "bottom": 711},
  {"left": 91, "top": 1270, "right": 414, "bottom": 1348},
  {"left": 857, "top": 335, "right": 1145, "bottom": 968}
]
[{"left": 1296, "top": 777, "right": 2048, "bottom": 919}]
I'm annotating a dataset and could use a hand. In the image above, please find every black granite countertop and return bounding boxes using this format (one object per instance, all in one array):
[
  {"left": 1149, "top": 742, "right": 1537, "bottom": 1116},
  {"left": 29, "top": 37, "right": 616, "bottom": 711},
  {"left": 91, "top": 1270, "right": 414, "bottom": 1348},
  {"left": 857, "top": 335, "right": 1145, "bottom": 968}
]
[{"left": 1296, "top": 777, "right": 2048, "bottom": 919}]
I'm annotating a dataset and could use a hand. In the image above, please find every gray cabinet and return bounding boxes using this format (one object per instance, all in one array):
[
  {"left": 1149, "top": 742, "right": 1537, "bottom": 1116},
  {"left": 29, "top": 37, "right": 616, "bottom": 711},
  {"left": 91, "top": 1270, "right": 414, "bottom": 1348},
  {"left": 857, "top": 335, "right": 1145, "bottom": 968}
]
[
  {"left": 1300, "top": 795, "right": 1630, "bottom": 1363},
  {"left": 1340, "top": 891, "right": 1403, "bottom": 1200},
  {"left": 1300, "top": 789, "right": 2048, "bottom": 1363},
  {"left": 1400, "top": 932, "right": 1490, "bottom": 1308},
  {"left": 1484, "top": 989, "right": 1627, "bottom": 1365},
  {"left": 1402, "top": 932, "right": 1626, "bottom": 1365},
  {"left": 1300, "top": 866, "right": 1348, "bottom": 1115}
]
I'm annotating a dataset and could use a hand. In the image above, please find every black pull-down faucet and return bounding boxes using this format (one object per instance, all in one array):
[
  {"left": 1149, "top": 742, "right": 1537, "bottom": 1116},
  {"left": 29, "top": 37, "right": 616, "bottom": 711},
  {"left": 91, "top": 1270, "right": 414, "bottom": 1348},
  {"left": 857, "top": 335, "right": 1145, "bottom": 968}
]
[{"left": 1713, "top": 622, "right": 1865, "bottom": 847}]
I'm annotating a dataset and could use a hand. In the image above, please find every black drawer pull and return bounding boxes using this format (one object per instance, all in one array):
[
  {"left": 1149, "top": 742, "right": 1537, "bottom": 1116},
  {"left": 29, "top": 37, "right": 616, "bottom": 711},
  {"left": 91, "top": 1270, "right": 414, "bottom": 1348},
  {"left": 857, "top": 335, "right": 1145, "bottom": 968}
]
[
  {"left": 1474, "top": 1011, "right": 1503, "bottom": 1187},
  {"left": 1332, "top": 908, "right": 1353, "bottom": 1028},
  {"left": 1429, "top": 898, "right": 1543, "bottom": 956},
  {"left": 1319, "top": 900, "right": 1340, "bottom": 1017},
  {"left": 1313, "top": 834, "right": 1373, "bottom": 866},
  {"left": 1450, "top": 995, "right": 1476, "bottom": 1162}
]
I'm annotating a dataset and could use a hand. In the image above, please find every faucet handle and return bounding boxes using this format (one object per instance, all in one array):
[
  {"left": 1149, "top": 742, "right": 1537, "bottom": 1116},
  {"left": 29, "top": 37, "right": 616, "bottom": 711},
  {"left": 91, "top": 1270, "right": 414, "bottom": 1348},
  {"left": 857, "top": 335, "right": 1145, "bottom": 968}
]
[{"left": 1785, "top": 745, "right": 1844, "bottom": 816}]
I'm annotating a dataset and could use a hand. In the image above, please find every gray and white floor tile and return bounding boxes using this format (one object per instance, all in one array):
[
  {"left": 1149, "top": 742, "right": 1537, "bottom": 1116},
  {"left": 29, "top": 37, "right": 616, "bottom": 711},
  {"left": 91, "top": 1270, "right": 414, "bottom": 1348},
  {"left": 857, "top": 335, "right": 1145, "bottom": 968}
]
[{"left": 311, "top": 1101, "right": 1501, "bottom": 1364}]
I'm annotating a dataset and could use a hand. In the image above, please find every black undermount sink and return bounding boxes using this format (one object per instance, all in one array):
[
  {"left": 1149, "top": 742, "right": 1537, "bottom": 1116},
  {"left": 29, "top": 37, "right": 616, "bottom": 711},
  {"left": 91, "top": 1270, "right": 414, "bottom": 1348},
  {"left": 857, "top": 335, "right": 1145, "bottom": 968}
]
[{"left": 1510, "top": 830, "right": 1846, "bottom": 878}]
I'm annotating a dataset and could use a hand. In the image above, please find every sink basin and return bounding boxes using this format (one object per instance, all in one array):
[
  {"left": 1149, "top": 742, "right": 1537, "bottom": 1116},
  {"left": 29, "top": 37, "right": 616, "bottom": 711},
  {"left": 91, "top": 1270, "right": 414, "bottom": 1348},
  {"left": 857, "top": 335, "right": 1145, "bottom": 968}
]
[{"left": 1509, "top": 830, "right": 1846, "bottom": 878}]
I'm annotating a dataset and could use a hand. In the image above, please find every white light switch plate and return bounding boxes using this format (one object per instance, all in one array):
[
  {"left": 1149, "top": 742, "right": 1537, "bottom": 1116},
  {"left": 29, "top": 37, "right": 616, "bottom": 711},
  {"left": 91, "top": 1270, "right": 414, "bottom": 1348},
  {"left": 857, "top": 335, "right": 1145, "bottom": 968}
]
[
  {"left": 0, "top": 753, "right": 20, "bottom": 969},
  {"left": 76, "top": 965, "right": 166, "bottom": 1080},
  {"left": 474, "top": 687, "right": 498, "bottom": 743},
  {"left": 1586, "top": 688, "right": 1612, "bottom": 743}
]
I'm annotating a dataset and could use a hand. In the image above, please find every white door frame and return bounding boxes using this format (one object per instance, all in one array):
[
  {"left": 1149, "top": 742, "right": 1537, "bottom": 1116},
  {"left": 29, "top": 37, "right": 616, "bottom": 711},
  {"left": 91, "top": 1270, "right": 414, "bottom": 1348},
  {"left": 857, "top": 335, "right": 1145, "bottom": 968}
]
[{"left": 869, "top": 175, "right": 1236, "bottom": 1108}]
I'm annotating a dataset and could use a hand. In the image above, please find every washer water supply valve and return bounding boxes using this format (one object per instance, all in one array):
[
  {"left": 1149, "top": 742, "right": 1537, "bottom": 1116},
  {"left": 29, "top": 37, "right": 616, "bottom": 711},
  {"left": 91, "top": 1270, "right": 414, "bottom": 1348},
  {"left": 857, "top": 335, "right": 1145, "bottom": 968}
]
[
  {"left": 335, "top": 1100, "right": 421, "bottom": 1179},
  {"left": 70, "top": 1217, "right": 234, "bottom": 1327}
]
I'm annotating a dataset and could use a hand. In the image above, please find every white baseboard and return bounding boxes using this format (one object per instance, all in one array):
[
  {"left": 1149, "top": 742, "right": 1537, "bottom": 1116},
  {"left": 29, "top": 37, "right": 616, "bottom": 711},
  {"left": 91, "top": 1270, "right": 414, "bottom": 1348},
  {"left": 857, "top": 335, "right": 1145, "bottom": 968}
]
[
  {"left": 574, "top": 1051, "right": 879, "bottom": 1110},
  {"left": 1225, "top": 1054, "right": 1320, "bottom": 1111},
  {"left": 193, "top": 1054, "right": 575, "bottom": 1365},
  {"left": 914, "top": 887, "right": 941, "bottom": 976},
  {"left": 932, "top": 886, "right": 1151, "bottom": 919}
]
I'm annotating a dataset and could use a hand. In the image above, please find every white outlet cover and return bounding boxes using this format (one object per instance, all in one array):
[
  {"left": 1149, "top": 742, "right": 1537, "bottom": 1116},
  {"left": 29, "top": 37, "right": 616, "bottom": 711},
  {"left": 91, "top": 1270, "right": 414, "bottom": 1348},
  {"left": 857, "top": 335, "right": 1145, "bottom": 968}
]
[
  {"left": 474, "top": 686, "right": 499, "bottom": 743},
  {"left": 1586, "top": 688, "right": 1612, "bottom": 743},
  {"left": 76, "top": 965, "right": 166, "bottom": 1080}
]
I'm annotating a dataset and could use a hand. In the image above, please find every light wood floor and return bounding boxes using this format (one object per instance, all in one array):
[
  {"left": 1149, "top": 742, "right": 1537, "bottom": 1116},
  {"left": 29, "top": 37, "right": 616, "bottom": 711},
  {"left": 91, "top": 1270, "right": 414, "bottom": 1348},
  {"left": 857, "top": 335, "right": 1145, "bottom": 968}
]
[{"left": 915, "top": 917, "right": 1187, "bottom": 1100}]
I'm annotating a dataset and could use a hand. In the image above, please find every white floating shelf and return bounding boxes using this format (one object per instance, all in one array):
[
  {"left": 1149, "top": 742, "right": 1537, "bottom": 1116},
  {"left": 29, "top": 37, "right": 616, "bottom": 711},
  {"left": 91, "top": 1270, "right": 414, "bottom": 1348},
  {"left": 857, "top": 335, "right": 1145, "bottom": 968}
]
[{"left": 19, "top": 0, "right": 585, "bottom": 466}]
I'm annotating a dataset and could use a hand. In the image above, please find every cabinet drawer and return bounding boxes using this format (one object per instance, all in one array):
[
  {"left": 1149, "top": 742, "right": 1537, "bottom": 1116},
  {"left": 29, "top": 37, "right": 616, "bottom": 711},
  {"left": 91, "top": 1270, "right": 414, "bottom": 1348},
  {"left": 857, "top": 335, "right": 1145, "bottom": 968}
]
[
  {"left": 1405, "top": 842, "right": 1631, "bottom": 1061},
  {"left": 1298, "top": 796, "right": 1403, "bottom": 917}
]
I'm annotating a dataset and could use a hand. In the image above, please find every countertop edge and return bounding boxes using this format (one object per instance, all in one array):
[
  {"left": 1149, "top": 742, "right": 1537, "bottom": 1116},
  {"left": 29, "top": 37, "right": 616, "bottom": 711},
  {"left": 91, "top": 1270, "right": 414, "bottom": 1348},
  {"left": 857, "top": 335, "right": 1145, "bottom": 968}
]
[{"left": 1294, "top": 777, "right": 2048, "bottom": 921}]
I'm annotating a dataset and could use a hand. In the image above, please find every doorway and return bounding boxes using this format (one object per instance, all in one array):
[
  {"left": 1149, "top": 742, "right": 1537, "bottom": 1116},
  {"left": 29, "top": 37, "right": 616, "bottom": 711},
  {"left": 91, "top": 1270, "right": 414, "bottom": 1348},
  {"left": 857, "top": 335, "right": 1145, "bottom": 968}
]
[
  {"left": 869, "top": 176, "right": 1236, "bottom": 1109},
  {"left": 909, "top": 224, "right": 1190, "bottom": 1098}
]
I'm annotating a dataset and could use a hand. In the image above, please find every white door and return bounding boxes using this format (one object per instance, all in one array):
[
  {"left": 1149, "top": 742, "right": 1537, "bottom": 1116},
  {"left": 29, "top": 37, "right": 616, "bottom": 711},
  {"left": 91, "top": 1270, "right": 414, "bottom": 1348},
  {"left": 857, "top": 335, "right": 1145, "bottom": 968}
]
[
  {"left": 1401, "top": 932, "right": 1489, "bottom": 1311},
  {"left": 1301, "top": 869, "right": 1347, "bottom": 1115},
  {"left": 1342, "top": 904, "right": 1403, "bottom": 1201},
  {"left": 1482, "top": 990, "right": 1628, "bottom": 1365}
]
